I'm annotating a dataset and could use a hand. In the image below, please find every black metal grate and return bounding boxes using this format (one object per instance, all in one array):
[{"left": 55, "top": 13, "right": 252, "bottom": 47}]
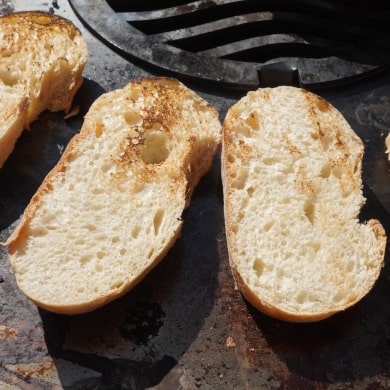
[{"left": 70, "top": 0, "right": 390, "bottom": 91}]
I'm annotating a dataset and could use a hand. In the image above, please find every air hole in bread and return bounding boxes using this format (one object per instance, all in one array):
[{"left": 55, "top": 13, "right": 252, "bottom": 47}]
[
  {"left": 277, "top": 174, "right": 287, "bottom": 185},
  {"left": 153, "top": 209, "right": 165, "bottom": 236},
  {"left": 333, "top": 292, "right": 344, "bottom": 303},
  {"left": 31, "top": 227, "right": 47, "bottom": 237},
  {"left": 83, "top": 224, "right": 96, "bottom": 231},
  {"left": 263, "top": 157, "right": 279, "bottom": 166},
  {"left": 95, "top": 264, "right": 103, "bottom": 272},
  {"left": 247, "top": 186, "right": 255, "bottom": 197},
  {"left": 320, "top": 135, "right": 331, "bottom": 152},
  {"left": 32, "top": 14, "right": 52, "bottom": 25},
  {"left": 119, "top": 248, "right": 126, "bottom": 256},
  {"left": 311, "top": 241, "right": 321, "bottom": 252},
  {"left": 147, "top": 248, "right": 154, "bottom": 259},
  {"left": 231, "top": 169, "right": 248, "bottom": 190},
  {"left": 112, "top": 236, "right": 119, "bottom": 243},
  {"left": 263, "top": 221, "right": 274, "bottom": 232},
  {"left": 79, "top": 255, "right": 92, "bottom": 265},
  {"left": 245, "top": 111, "right": 260, "bottom": 129},
  {"left": 320, "top": 162, "right": 331, "bottom": 178},
  {"left": 124, "top": 110, "right": 142, "bottom": 126},
  {"left": 304, "top": 201, "right": 315, "bottom": 224},
  {"left": 227, "top": 154, "right": 235, "bottom": 163},
  {"left": 296, "top": 291, "right": 307, "bottom": 304},
  {"left": 77, "top": 286, "right": 85, "bottom": 294},
  {"left": 110, "top": 281, "right": 124, "bottom": 290},
  {"left": 97, "top": 251, "right": 106, "bottom": 259},
  {"left": 131, "top": 226, "right": 141, "bottom": 239},
  {"left": 253, "top": 258, "right": 264, "bottom": 277},
  {"left": 237, "top": 125, "right": 251, "bottom": 137},
  {"left": 346, "top": 261, "right": 354, "bottom": 273},
  {"left": 353, "top": 161, "right": 360, "bottom": 174},
  {"left": 65, "top": 152, "right": 77, "bottom": 163},
  {"left": 311, "top": 131, "right": 320, "bottom": 141},
  {"left": 75, "top": 239, "right": 85, "bottom": 246},
  {"left": 0, "top": 67, "right": 19, "bottom": 86},
  {"left": 95, "top": 122, "right": 104, "bottom": 138},
  {"left": 101, "top": 162, "right": 113, "bottom": 173},
  {"left": 141, "top": 130, "right": 169, "bottom": 164},
  {"left": 332, "top": 165, "right": 342, "bottom": 179}
]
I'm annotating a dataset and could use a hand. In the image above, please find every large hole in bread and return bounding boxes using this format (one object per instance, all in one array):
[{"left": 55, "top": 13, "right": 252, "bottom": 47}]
[
  {"left": 141, "top": 131, "right": 169, "bottom": 164},
  {"left": 245, "top": 111, "right": 260, "bottom": 130},
  {"left": 253, "top": 258, "right": 264, "bottom": 277},
  {"left": 153, "top": 209, "right": 165, "bottom": 236},
  {"left": 303, "top": 200, "right": 315, "bottom": 224},
  {"left": 95, "top": 122, "right": 104, "bottom": 138},
  {"left": 231, "top": 169, "right": 248, "bottom": 190},
  {"left": 124, "top": 111, "right": 142, "bottom": 126},
  {"left": 131, "top": 226, "right": 141, "bottom": 239},
  {"left": 0, "top": 67, "right": 19, "bottom": 86},
  {"left": 320, "top": 162, "right": 331, "bottom": 178}
]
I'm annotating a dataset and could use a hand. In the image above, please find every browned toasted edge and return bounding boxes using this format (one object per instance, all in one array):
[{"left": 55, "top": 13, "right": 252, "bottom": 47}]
[{"left": 221, "top": 86, "right": 387, "bottom": 323}]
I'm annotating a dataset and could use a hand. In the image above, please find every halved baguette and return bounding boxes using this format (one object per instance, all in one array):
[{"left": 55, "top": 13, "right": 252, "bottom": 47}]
[
  {"left": 222, "top": 86, "right": 386, "bottom": 322},
  {"left": 0, "top": 11, "right": 88, "bottom": 168},
  {"left": 5, "top": 77, "right": 222, "bottom": 315}
]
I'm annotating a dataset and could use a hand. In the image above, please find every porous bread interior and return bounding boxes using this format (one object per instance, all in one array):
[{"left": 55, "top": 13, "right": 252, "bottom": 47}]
[
  {"left": 223, "top": 86, "right": 386, "bottom": 319},
  {"left": 7, "top": 78, "right": 222, "bottom": 314},
  {"left": 0, "top": 11, "right": 87, "bottom": 167}
]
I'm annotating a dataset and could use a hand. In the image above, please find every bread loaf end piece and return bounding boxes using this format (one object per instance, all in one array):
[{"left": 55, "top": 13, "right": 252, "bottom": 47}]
[
  {"left": 222, "top": 86, "right": 386, "bottom": 322},
  {"left": 0, "top": 11, "right": 88, "bottom": 168},
  {"left": 6, "top": 77, "right": 222, "bottom": 314}
]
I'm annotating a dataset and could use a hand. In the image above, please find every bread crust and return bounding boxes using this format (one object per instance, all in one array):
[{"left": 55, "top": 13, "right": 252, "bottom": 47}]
[
  {"left": 0, "top": 11, "right": 88, "bottom": 168},
  {"left": 222, "top": 86, "right": 386, "bottom": 322},
  {"left": 5, "top": 77, "right": 222, "bottom": 314}
]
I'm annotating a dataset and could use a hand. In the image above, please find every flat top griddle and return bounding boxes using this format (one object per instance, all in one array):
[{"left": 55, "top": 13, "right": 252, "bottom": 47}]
[{"left": 1, "top": 1, "right": 390, "bottom": 389}]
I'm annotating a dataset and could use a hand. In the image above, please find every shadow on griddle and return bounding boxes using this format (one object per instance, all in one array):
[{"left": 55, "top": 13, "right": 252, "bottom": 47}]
[
  {"left": 0, "top": 78, "right": 104, "bottom": 235},
  {"left": 38, "top": 161, "right": 223, "bottom": 389}
]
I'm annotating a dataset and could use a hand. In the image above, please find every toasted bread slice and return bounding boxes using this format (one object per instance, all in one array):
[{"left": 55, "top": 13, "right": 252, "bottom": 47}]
[
  {"left": 222, "top": 86, "right": 386, "bottom": 322},
  {"left": 5, "top": 77, "right": 222, "bottom": 314},
  {"left": 0, "top": 11, "right": 87, "bottom": 168}
]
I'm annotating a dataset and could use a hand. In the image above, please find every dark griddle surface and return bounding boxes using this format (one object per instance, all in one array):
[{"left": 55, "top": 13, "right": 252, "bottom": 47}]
[{"left": 1, "top": 1, "right": 390, "bottom": 389}]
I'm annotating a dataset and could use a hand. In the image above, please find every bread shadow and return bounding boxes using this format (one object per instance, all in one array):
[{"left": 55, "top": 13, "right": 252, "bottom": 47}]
[
  {"left": 0, "top": 78, "right": 104, "bottom": 234},
  {"left": 38, "top": 163, "right": 223, "bottom": 389}
]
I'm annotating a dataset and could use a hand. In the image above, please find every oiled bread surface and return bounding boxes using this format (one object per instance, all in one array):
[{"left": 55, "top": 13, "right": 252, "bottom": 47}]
[
  {"left": 6, "top": 77, "right": 222, "bottom": 314},
  {"left": 222, "top": 86, "right": 386, "bottom": 322},
  {"left": 0, "top": 11, "right": 87, "bottom": 168}
]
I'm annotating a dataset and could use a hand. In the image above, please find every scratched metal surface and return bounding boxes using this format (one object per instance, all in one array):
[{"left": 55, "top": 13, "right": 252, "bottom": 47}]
[{"left": 1, "top": 1, "right": 390, "bottom": 389}]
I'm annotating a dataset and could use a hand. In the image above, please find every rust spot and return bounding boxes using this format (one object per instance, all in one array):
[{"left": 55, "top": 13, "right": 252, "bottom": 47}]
[
  {"left": 4, "top": 357, "right": 58, "bottom": 383},
  {"left": 0, "top": 325, "right": 19, "bottom": 339}
]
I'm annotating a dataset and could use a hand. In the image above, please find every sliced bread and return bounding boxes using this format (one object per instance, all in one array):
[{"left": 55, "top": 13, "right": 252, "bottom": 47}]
[
  {"left": 0, "top": 11, "right": 88, "bottom": 168},
  {"left": 5, "top": 77, "right": 222, "bottom": 314},
  {"left": 222, "top": 86, "right": 386, "bottom": 322}
]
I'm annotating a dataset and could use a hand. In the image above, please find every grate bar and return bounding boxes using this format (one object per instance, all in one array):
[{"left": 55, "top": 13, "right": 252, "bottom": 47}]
[{"left": 70, "top": 0, "right": 390, "bottom": 91}]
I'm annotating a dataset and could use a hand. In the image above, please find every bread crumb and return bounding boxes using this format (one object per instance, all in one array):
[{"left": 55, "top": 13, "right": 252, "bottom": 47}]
[{"left": 226, "top": 336, "right": 236, "bottom": 347}]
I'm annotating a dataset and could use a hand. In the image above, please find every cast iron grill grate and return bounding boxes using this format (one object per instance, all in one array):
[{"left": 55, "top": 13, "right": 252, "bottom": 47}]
[{"left": 70, "top": 0, "right": 390, "bottom": 91}]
